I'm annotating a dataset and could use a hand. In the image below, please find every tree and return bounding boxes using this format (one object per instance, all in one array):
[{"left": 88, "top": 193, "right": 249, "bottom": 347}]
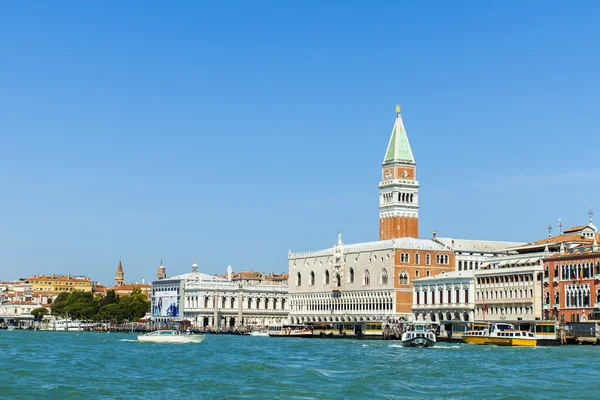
[
  {"left": 51, "top": 292, "right": 70, "bottom": 316},
  {"left": 31, "top": 308, "right": 49, "bottom": 322}
]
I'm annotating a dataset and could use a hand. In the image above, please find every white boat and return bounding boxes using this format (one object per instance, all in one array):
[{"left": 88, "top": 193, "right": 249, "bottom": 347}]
[
  {"left": 401, "top": 323, "right": 436, "bottom": 348},
  {"left": 138, "top": 330, "right": 206, "bottom": 344},
  {"left": 250, "top": 330, "right": 269, "bottom": 337},
  {"left": 47, "top": 318, "right": 82, "bottom": 331},
  {"left": 6, "top": 326, "right": 16, "bottom": 331}
]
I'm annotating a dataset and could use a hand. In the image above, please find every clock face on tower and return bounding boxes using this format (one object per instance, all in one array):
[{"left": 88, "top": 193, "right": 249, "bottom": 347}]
[{"left": 385, "top": 170, "right": 392, "bottom": 179}]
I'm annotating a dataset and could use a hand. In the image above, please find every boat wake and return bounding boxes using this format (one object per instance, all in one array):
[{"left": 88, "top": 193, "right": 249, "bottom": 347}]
[{"left": 118, "top": 339, "right": 137, "bottom": 342}]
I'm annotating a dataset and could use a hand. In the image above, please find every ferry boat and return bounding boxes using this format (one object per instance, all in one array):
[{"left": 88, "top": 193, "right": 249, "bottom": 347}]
[
  {"left": 138, "top": 330, "right": 206, "bottom": 344},
  {"left": 267, "top": 324, "right": 313, "bottom": 338},
  {"left": 462, "top": 322, "right": 537, "bottom": 346},
  {"left": 401, "top": 323, "right": 436, "bottom": 348},
  {"left": 310, "top": 321, "right": 385, "bottom": 339}
]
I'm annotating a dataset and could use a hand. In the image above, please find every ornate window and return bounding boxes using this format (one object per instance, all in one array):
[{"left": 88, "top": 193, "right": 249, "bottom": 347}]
[
  {"left": 349, "top": 268, "right": 355, "bottom": 283},
  {"left": 296, "top": 272, "right": 302, "bottom": 286},
  {"left": 399, "top": 271, "right": 409, "bottom": 285},
  {"left": 415, "top": 253, "right": 420, "bottom": 265},
  {"left": 363, "top": 270, "right": 371, "bottom": 285},
  {"left": 426, "top": 254, "right": 431, "bottom": 265},
  {"left": 325, "top": 270, "right": 330, "bottom": 285},
  {"left": 381, "top": 268, "right": 388, "bottom": 285}
]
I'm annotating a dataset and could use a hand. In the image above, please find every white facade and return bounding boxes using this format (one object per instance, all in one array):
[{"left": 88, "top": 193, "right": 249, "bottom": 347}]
[
  {"left": 474, "top": 253, "right": 545, "bottom": 322},
  {"left": 433, "top": 237, "right": 524, "bottom": 272},
  {"left": 151, "top": 264, "right": 288, "bottom": 329},
  {"left": 288, "top": 235, "right": 448, "bottom": 324},
  {"left": 412, "top": 270, "right": 475, "bottom": 322}
]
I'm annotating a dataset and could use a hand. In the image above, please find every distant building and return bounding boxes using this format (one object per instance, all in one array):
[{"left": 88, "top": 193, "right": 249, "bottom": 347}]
[
  {"left": 216, "top": 266, "right": 289, "bottom": 286},
  {"left": 24, "top": 275, "right": 92, "bottom": 294},
  {"left": 151, "top": 261, "right": 288, "bottom": 328},
  {"left": 543, "top": 214, "right": 600, "bottom": 322}
]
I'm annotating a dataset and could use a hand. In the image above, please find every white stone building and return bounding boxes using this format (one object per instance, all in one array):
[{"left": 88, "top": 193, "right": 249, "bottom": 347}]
[
  {"left": 433, "top": 237, "right": 524, "bottom": 272},
  {"left": 412, "top": 270, "right": 475, "bottom": 323},
  {"left": 288, "top": 233, "right": 452, "bottom": 324},
  {"left": 474, "top": 252, "right": 545, "bottom": 322},
  {"left": 151, "top": 261, "right": 288, "bottom": 328}
]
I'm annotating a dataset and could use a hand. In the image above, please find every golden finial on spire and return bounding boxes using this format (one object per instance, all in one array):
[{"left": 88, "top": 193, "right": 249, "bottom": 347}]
[{"left": 396, "top": 105, "right": 401, "bottom": 114}]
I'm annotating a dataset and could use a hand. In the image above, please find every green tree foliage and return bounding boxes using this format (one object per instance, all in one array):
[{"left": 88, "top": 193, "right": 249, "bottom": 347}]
[
  {"left": 50, "top": 288, "right": 150, "bottom": 322},
  {"left": 31, "top": 307, "right": 49, "bottom": 321}
]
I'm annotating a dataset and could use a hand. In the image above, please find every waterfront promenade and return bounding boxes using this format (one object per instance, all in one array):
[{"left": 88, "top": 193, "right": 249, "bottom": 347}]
[{"left": 1, "top": 330, "right": 599, "bottom": 399}]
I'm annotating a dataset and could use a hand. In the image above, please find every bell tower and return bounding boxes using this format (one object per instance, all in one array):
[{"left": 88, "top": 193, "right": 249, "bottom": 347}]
[
  {"left": 115, "top": 259, "right": 124, "bottom": 286},
  {"left": 379, "top": 105, "right": 419, "bottom": 240}
]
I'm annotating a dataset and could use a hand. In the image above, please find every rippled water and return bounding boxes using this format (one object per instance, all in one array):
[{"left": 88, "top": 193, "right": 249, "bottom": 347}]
[{"left": 0, "top": 331, "right": 598, "bottom": 399}]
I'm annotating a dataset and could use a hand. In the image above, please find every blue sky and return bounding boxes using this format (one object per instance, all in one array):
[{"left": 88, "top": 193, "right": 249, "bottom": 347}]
[{"left": 1, "top": 1, "right": 599, "bottom": 285}]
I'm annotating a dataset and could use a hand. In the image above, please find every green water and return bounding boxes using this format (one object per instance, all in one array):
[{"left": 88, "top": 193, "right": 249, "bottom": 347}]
[{"left": 0, "top": 331, "right": 597, "bottom": 399}]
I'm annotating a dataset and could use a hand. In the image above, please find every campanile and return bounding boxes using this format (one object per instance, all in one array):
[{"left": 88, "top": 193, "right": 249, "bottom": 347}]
[{"left": 379, "top": 105, "right": 419, "bottom": 240}]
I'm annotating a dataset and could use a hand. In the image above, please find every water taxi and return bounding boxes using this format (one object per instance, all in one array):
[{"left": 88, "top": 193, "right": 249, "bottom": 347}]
[
  {"left": 138, "top": 330, "right": 206, "bottom": 344},
  {"left": 462, "top": 322, "right": 537, "bottom": 346},
  {"left": 401, "top": 323, "right": 436, "bottom": 348}
]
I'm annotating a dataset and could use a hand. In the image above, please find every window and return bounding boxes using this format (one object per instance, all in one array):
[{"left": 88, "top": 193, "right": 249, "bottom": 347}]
[
  {"left": 426, "top": 254, "right": 431, "bottom": 265},
  {"left": 415, "top": 253, "right": 420, "bottom": 265},
  {"left": 416, "top": 292, "right": 420, "bottom": 304},
  {"left": 336, "top": 273, "right": 341, "bottom": 287},
  {"left": 297, "top": 272, "right": 302, "bottom": 286},
  {"left": 349, "top": 268, "right": 355, "bottom": 283},
  {"left": 325, "top": 270, "right": 330, "bottom": 285},
  {"left": 310, "top": 271, "right": 315, "bottom": 286},
  {"left": 426, "top": 270, "right": 430, "bottom": 277},
  {"left": 415, "top": 270, "right": 420, "bottom": 278},
  {"left": 399, "top": 271, "right": 409, "bottom": 285},
  {"left": 381, "top": 269, "right": 388, "bottom": 285},
  {"left": 458, "top": 261, "right": 463, "bottom": 271},
  {"left": 363, "top": 270, "right": 371, "bottom": 285}
]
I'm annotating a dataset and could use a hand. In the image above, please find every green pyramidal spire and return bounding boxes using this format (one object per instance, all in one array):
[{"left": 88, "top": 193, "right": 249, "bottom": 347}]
[{"left": 383, "top": 105, "right": 415, "bottom": 164}]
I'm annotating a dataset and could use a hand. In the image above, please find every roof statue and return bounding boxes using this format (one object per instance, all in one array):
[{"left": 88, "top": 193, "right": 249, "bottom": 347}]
[
  {"left": 558, "top": 219, "right": 564, "bottom": 235},
  {"left": 384, "top": 104, "right": 415, "bottom": 164},
  {"left": 337, "top": 231, "right": 343, "bottom": 245}
]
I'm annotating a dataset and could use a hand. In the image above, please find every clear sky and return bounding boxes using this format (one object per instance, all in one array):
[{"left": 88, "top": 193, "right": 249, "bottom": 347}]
[{"left": 1, "top": 1, "right": 599, "bottom": 285}]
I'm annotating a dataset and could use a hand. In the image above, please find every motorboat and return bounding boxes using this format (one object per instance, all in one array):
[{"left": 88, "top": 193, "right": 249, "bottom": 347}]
[
  {"left": 267, "top": 324, "right": 313, "bottom": 338},
  {"left": 462, "top": 322, "right": 537, "bottom": 346},
  {"left": 401, "top": 323, "right": 436, "bottom": 348},
  {"left": 138, "top": 330, "right": 206, "bottom": 344}
]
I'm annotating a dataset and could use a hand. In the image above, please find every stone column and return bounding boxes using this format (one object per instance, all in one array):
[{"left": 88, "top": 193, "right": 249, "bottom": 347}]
[
  {"left": 213, "top": 292, "right": 219, "bottom": 329},
  {"left": 238, "top": 290, "right": 243, "bottom": 327}
]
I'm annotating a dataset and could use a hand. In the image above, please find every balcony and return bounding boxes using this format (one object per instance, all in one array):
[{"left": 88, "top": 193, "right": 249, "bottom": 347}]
[{"left": 475, "top": 298, "right": 532, "bottom": 305}]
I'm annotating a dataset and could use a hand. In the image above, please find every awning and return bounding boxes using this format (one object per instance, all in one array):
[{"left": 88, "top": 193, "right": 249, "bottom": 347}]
[
  {"left": 498, "top": 261, "right": 509, "bottom": 267},
  {"left": 526, "top": 257, "right": 541, "bottom": 265},
  {"left": 480, "top": 262, "right": 490, "bottom": 268}
]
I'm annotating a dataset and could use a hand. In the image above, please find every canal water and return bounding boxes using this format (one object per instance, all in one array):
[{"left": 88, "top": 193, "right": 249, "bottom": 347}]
[{"left": 0, "top": 331, "right": 598, "bottom": 399}]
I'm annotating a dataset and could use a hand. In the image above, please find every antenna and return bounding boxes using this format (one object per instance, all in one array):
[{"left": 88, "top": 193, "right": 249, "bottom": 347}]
[{"left": 548, "top": 224, "right": 553, "bottom": 238}]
